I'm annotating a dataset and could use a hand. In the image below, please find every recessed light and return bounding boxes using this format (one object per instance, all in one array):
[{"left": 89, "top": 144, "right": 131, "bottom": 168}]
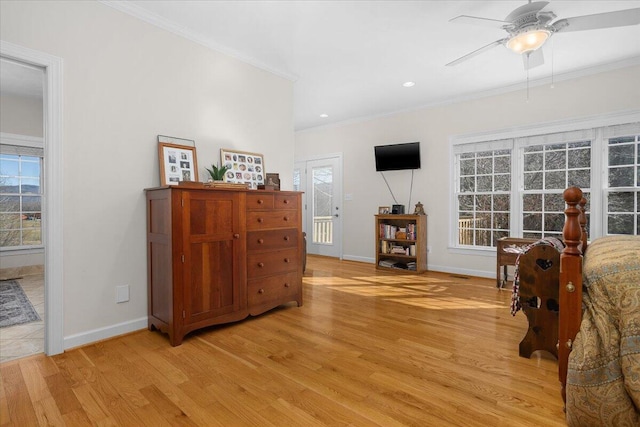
[
  {"left": 320, "top": 113, "right": 329, "bottom": 118},
  {"left": 403, "top": 81, "right": 415, "bottom": 87}
]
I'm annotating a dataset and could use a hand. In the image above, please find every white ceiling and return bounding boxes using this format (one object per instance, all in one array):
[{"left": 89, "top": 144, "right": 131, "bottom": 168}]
[
  {"left": 110, "top": 0, "right": 640, "bottom": 130},
  {"left": 4, "top": 1, "right": 640, "bottom": 130}
]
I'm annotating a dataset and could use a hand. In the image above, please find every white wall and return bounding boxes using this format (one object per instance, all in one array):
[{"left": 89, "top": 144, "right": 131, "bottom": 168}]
[
  {"left": 295, "top": 65, "right": 640, "bottom": 278},
  {"left": 0, "top": 93, "right": 43, "bottom": 137},
  {"left": 1, "top": 1, "right": 294, "bottom": 342}
]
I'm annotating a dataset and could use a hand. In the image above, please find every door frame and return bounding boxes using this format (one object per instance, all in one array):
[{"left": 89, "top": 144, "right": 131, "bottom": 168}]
[
  {"left": 294, "top": 153, "right": 343, "bottom": 259},
  {"left": 1, "top": 41, "right": 64, "bottom": 355}
]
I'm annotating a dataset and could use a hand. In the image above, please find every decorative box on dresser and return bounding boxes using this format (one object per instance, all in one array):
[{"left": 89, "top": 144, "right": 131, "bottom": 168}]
[{"left": 145, "top": 186, "right": 303, "bottom": 346}]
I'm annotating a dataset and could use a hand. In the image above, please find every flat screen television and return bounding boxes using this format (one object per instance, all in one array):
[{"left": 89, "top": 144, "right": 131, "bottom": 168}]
[{"left": 374, "top": 142, "right": 421, "bottom": 171}]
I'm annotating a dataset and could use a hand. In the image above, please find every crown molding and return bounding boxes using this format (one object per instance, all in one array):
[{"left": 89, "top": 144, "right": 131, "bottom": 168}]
[{"left": 99, "top": 0, "right": 298, "bottom": 82}]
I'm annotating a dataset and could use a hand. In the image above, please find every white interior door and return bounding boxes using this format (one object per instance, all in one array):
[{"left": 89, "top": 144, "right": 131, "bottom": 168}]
[{"left": 295, "top": 156, "right": 342, "bottom": 258}]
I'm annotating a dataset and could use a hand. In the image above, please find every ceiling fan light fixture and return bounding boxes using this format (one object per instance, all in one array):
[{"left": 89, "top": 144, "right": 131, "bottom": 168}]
[{"left": 507, "top": 28, "right": 550, "bottom": 54}]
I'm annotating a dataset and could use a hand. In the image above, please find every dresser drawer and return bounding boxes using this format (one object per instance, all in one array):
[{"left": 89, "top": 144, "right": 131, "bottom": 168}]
[
  {"left": 274, "top": 194, "right": 298, "bottom": 210},
  {"left": 247, "top": 272, "right": 299, "bottom": 308},
  {"left": 247, "top": 210, "right": 299, "bottom": 230},
  {"left": 246, "top": 193, "right": 274, "bottom": 210},
  {"left": 247, "top": 248, "right": 298, "bottom": 278},
  {"left": 247, "top": 229, "right": 299, "bottom": 252}
]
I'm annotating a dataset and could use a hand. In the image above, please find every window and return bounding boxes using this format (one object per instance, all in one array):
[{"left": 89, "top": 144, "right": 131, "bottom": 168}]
[
  {"left": 293, "top": 167, "right": 301, "bottom": 191},
  {"left": 522, "top": 140, "right": 591, "bottom": 240},
  {"left": 456, "top": 148, "right": 511, "bottom": 247},
  {"left": 606, "top": 133, "right": 640, "bottom": 234},
  {"left": 451, "top": 117, "right": 640, "bottom": 250},
  {"left": 0, "top": 144, "right": 43, "bottom": 249}
]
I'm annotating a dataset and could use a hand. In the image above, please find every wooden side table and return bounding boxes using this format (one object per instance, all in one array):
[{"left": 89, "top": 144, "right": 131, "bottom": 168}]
[{"left": 496, "top": 237, "right": 537, "bottom": 289}]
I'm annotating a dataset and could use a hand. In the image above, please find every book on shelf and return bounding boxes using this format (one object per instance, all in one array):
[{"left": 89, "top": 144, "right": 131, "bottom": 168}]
[
  {"left": 406, "top": 223, "right": 416, "bottom": 240},
  {"left": 392, "top": 262, "right": 408, "bottom": 269},
  {"left": 380, "top": 224, "right": 416, "bottom": 240},
  {"left": 378, "top": 260, "right": 412, "bottom": 270},
  {"left": 390, "top": 245, "right": 408, "bottom": 254},
  {"left": 378, "top": 259, "right": 396, "bottom": 268}
]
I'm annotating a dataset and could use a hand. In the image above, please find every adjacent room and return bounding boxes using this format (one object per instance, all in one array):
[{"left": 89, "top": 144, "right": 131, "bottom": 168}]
[{"left": 1, "top": 1, "right": 639, "bottom": 425}]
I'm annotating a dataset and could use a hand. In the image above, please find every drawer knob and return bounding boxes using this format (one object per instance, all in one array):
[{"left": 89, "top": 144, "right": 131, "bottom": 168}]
[
  {"left": 284, "top": 258, "right": 290, "bottom": 263},
  {"left": 258, "top": 262, "right": 264, "bottom": 268},
  {"left": 233, "top": 233, "right": 240, "bottom": 239},
  {"left": 283, "top": 236, "right": 289, "bottom": 241},
  {"left": 257, "top": 199, "right": 264, "bottom": 204},
  {"left": 284, "top": 283, "right": 290, "bottom": 288},
  {"left": 284, "top": 199, "right": 290, "bottom": 204},
  {"left": 284, "top": 216, "right": 289, "bottom": 221},
  {"left": 258, "top": 238, "right": 264, "bottom": 244},
  {"left": 258, "top": 218, "right": 264, "bottom": 223},
  {"left": 258, "top": 288, "right": 264, "bottom": 294}
]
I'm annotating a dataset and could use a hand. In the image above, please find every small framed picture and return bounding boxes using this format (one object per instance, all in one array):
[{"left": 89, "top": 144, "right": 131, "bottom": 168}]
[
  {"left": 265, "top": 173, "right": 280, "bottom": 191},
  {"left": 378, "top": 206, "right": 391, "bottom": 214},
  {"left": 158, "top": 136, "right": 198, "bottom": 186},
  {"left": 220, "top": 148, "right": 265, "bottom": 189}
]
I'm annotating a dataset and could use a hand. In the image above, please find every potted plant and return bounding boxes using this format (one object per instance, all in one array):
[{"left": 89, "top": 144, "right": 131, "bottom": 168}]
[{"left": 205, "top": 163, "right": 231, "bottom": 182}]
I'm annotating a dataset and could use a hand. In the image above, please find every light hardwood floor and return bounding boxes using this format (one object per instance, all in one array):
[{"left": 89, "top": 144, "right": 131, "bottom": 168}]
[{"left": 0, "top": 256, "right": 566, "bottom": 426}]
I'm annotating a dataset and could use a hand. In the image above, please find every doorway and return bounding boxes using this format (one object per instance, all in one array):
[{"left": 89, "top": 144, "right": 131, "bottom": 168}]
[
  {"left": 0, "top": 57, "right": 46, "bottom": 361},
  {"left": 294, "top": 155, "right": 343, "bottom": 258},
  {"left": 1, "top": 41, "right": 64, "bottom": 356}
]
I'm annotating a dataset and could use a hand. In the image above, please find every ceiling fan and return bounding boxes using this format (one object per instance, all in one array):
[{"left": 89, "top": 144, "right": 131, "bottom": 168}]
[{"left": 446, "top": 1, "right": 640, "bottom": 70}]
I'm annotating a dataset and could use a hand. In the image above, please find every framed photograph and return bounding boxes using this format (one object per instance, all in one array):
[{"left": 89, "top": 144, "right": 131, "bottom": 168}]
[
  {"left": 220, "top": 148, "right": 265, "bottom": 189},
  {"left": 265, "top": 173, "right": 280, "bottom": 191},
  {"left": 378, "top": 206, "right": 391, "bottom": 214},
  {"left": 158, "top": 136, "right": 198, "bottom": 186}
]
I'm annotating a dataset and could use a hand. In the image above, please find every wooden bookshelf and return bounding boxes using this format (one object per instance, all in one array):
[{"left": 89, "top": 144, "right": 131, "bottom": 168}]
[{"left": 375, "top": 214, "right": 427, "bottom": 273}]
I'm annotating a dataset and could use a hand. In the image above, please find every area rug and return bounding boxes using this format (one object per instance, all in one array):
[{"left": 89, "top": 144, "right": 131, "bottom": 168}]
[{"left": 0, "top": 280, "right": 41, "bottom": 328}]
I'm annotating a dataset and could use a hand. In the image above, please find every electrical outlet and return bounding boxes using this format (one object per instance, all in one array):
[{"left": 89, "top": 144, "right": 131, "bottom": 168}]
[{"left": 116, "top": 285, "right": 130, "bottom": 303}]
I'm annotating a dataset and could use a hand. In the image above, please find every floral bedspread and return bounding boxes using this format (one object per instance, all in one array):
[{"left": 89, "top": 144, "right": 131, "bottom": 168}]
[{"left": 566, "top": 235, "right": 640, "bottom": 426}]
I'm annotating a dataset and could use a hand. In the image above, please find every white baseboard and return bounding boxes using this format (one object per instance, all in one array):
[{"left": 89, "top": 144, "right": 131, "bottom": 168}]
[
  {"left": 63, "top": 317, "right": 147, "bottom": 350},
  {"left": 341, "top": 254, "right": 375, "bottom": 264}
]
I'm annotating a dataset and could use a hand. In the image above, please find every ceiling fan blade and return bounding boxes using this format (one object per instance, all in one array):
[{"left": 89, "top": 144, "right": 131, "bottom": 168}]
[
  {"left": 449, "top": 15, "right": 509, "bottom": 29},
  {"left": 446, "top": 39, "right": 508, "bottom": 67},
  {"left": 554, "top": 8, "right": 640, "bottom": 32},
  {"left": 523, "top": 49, "right": 544, "bottom": 70}
]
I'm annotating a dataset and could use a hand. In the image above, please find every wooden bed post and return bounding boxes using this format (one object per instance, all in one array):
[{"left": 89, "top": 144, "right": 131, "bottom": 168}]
[{"left": 559, "top": 187, "right": 584, "bottom": 404}]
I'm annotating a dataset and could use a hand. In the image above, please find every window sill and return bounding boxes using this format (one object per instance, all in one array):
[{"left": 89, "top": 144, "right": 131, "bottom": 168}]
[{"left": 0, "top": 247, "right": 45, "bottom": 256}]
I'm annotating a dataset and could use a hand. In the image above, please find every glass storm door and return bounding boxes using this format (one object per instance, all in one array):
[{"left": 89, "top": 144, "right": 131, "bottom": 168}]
[{"left": 296, "top": 156, "right": 342, "bottom": 258}]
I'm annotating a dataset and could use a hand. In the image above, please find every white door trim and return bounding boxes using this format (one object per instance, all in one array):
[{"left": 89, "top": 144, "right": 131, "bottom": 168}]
[{"left": 1, "top": 41, "right": 64, "bottom": 356}]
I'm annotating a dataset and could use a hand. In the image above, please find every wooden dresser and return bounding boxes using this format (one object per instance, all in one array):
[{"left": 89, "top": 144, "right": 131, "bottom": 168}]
[{"left": 145, "top": 186, "right": 303, "bottom": 346}]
